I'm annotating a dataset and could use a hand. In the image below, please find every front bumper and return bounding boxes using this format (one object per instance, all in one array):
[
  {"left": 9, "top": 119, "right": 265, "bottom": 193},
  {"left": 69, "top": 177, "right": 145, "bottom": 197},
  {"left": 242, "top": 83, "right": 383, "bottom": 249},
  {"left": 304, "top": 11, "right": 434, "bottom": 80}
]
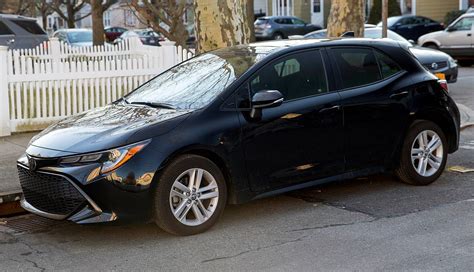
[{"left": 424, "top": 63, "right": 458, "bottom": 83}]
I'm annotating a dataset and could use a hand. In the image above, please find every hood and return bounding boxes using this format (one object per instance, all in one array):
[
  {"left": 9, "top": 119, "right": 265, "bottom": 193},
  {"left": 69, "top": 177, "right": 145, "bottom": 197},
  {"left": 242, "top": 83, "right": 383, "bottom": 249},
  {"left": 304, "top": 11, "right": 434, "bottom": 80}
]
[
  {"left": 418, "top": 30, "right": 444, "bottom": 42},
  {"left": 409, "top": 46, "right": 451, "bottom": 64},
  {"left": 29, "top": 104, "right": 192, "bottom": 155}
]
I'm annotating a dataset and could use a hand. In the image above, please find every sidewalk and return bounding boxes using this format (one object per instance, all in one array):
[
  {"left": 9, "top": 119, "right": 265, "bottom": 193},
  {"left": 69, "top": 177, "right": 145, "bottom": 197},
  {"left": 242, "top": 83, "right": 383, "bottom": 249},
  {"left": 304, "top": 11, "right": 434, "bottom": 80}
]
[{"left": 0, "top": 133, "right": 36, "bottom": 194}]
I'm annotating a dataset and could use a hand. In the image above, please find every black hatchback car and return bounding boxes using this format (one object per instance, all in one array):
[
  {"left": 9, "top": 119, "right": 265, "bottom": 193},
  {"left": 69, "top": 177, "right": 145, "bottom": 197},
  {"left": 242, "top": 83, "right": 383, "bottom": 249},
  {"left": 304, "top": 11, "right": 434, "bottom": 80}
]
[{"left": 18, "top": 39, "right": 460, "bottom": 235}]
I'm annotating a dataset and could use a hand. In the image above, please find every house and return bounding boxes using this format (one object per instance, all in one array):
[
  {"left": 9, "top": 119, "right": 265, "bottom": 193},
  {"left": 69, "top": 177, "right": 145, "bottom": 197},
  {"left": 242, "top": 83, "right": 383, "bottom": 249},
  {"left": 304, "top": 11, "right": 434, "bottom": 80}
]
[{"left": 255, "top": 0, "right": 473, "bottom": 27}]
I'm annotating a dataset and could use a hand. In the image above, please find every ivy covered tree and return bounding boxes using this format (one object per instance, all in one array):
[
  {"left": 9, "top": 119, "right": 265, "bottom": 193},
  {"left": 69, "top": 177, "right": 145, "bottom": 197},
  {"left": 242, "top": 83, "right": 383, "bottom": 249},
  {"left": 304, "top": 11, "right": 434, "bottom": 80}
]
[{"left": 368, "top": 0, "right": 401, "bottom": 25}]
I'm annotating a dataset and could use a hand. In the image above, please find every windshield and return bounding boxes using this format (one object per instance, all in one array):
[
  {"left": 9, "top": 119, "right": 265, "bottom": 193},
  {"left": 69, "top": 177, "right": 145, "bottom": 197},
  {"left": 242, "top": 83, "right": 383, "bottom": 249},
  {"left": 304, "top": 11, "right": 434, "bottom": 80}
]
[
  {"left": 125, "top": 45, "right": 279, "bottom": 109},
  {"left": 67, "top": 31, "right": 92, "bottom": 43},
  {"left": 364, "top": 28, "right": 411, "bottom": 46},
  {"left": 377, "top": 17, "right": 401, "bottom": 27}
]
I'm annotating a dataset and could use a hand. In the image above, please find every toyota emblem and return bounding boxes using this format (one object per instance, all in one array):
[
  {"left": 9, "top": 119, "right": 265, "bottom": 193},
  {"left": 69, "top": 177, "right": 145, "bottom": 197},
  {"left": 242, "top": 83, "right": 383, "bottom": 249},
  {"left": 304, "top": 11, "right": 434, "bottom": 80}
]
[
  {"left": 431, "top": 62, "right": 438, "bottom": 70},
  {"left": 28, "top": 157, "right": 37, "bottom": 171}
]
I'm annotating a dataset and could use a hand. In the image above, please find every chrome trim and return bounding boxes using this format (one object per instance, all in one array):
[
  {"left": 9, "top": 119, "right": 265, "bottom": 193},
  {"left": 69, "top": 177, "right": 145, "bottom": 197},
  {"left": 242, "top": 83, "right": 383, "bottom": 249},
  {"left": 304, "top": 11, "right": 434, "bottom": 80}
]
[
  {"left": 20, "top": 197, "right": 67, "bottom": 220},
  {"left": 17, "top": 163, "right": 103, "bottom": 215}
]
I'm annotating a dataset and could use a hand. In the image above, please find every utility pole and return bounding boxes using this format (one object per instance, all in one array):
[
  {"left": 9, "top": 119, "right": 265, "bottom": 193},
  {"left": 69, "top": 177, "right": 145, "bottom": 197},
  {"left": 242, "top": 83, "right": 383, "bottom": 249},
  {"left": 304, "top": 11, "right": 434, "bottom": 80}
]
[{"left": 382, "top": 0, "right": 388, "bottom": 38}]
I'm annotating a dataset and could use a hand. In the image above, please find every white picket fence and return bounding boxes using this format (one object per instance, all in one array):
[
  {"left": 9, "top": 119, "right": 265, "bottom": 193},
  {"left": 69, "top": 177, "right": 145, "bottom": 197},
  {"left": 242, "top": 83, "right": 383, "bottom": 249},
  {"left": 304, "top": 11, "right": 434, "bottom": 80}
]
[{"left": 0, "top": 38, "right": 194, "bottom": 136}]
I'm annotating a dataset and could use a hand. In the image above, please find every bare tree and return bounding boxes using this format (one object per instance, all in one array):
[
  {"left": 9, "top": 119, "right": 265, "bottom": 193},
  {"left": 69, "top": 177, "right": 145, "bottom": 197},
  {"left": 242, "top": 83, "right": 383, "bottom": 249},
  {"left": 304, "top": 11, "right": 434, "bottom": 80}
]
[
  {"left": 130, "top": 0, "right": 190, "bottom": 49},
  {"left": 327, "top": 0, "right": 365, "bottom": 38},
  {"left": 87, "top": 0, "right": 115, "bottom": 45},
  {"left": 35, "top": 0, "right": 52, "bottom": 30},
  {"left": 194, "top": 0, "right": 253, "bottom": 52},
  {"left": 49, "top": 0, "right": 90, "bottom": 28}
]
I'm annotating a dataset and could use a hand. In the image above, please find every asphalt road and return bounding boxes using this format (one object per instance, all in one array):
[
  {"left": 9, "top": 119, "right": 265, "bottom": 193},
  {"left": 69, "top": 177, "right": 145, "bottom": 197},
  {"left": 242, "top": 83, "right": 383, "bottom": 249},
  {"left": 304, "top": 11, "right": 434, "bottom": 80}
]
[{"left": 0, "top": 68, "right": 473, "bottom": 271}]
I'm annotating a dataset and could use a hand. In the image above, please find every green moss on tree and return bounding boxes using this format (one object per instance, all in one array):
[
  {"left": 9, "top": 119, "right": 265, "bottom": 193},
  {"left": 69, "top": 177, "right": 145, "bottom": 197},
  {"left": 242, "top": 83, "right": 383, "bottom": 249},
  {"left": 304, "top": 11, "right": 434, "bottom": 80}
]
[{"left": 368, "top": 0, "right": 402, "bottom": 25}]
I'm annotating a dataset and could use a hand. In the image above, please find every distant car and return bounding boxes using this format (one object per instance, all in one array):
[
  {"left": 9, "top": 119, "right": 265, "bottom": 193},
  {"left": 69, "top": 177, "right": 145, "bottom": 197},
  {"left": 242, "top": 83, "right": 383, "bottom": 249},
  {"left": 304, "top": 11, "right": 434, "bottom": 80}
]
[
  {"left": 104, "top": 26, "right": 127, "bottom": 42},
  {"left": 302, "top": 27, "right": 458, "bottom": 83},
  {"left": 377, "top": 15, "right": 444, "bottom": 42},
  {"left": 418, "top": 13, "right": 474, "bottom": 66},
  {"left": 254, "top": 16, "right": 321, "bottom": 40},
  {"left": 289, "top": 24, "right": 376, "bottom": 39},
  {"left": 52, "top": 29, "right": 93, "bottom": 47},
  {"left": 0, "top": 14, "right": 48, "bottom": 49},
  {"left": 115, "top": 29, "right": 162, "bottom": 46}
]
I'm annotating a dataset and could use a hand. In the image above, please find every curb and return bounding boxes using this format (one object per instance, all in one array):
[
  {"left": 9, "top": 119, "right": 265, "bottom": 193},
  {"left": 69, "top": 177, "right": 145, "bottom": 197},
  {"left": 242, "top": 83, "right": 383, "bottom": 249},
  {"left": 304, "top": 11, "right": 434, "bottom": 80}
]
[
  {"left": 457, "top": 103, "right": 474, "bottom": 130},
  {"left": 0, "top": 191, "right": 24, "bottom": 217}
]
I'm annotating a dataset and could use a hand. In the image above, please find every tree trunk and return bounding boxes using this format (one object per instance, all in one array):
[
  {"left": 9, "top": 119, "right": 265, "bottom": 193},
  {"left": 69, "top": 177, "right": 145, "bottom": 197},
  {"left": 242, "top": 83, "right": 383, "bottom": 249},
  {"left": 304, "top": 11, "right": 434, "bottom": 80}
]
[
  {"left": 247, "top": 0, "right": 256, "bottom": 43},
  {"left": 66, "top": 4, "right": 75, "bottom": 28},
  {"left": 327, "top": 0, "right": 365, "bottom": 38},
  {"left": 91, "top": 0, "right": 105, "bottom": 45},
  {"left": 194, "top": 0, "right": 253, "bottom": 53}
]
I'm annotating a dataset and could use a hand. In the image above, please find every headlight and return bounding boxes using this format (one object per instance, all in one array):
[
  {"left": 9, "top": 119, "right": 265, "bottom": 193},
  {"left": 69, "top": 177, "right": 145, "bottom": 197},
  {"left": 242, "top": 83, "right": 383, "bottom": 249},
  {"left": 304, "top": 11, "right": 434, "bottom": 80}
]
[
  {"left": 448, "top": 57, "right": 457, "bottom": 68},
  {"left": 60, "top": 140, "right": 150, "bottom": 174}
]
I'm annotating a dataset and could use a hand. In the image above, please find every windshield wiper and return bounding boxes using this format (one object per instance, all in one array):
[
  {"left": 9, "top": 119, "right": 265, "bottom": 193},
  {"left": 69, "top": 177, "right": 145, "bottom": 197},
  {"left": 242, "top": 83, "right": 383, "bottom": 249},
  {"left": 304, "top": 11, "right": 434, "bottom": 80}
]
[{"left": 129, "top": 101, "right": 176, "bottom": 110}]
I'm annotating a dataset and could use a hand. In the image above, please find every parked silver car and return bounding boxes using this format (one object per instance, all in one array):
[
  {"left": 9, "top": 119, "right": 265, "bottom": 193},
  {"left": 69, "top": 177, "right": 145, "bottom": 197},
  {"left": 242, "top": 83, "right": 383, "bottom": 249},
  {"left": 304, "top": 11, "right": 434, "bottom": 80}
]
[
  {"left": 418, "top": 13, "right": 474, "bottom": 66},
  {"left": 0, "top": 14, "right": 48, "bottom": 49},
  {"left": 52, "top": 29, "right": 93, "bottom": 47},
  {"left": 254, "top": 16, "right": 321, "bottom": 40}
]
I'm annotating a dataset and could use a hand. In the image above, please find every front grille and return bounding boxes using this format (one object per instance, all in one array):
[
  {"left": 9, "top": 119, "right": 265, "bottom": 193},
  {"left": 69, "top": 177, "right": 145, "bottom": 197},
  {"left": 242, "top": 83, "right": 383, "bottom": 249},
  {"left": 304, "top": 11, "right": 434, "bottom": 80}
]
[
  {"left": 18, "top": 165, "right": 86, "bottom": 216},
  {"left": 424, "top": 61, "right": 448, "bottom": 70}
]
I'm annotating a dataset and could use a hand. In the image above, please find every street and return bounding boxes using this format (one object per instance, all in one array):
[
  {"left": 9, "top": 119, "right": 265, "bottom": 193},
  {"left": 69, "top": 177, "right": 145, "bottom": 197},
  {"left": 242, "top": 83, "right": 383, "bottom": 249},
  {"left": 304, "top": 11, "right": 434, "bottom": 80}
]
[{"left": 0, "top": 68, "right": 473, "bottom": 271}]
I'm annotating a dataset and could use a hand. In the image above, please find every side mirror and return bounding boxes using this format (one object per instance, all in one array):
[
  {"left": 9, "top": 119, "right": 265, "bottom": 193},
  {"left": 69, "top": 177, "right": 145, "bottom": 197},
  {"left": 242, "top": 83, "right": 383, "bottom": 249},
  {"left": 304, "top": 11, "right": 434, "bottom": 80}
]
[
  {"left": 250, "top": 90, "right": 284, "bottom": 119},
  {"left": 446, "top": 27, "right": 456, "bottom": 32},
  {"left": 408, "top": 39, "right": 416, "bottom": 45}
]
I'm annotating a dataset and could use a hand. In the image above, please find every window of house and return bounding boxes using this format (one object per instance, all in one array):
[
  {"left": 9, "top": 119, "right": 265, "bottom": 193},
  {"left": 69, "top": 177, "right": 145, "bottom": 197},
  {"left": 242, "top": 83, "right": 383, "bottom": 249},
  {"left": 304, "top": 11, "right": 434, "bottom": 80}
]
[
  {"left": 250, "top": 50, "right": 328, "bottom": 101},
  {"left": 331, "top": 48, "right": 382, "bottom": 89},
  {"left": 125, "top": 10, "right": 137, "bottom": 26},
  {"left": 103, "top": 11, "right": 111, "bottom": 27},
  {"left": 313, "top": 0, "right": 321, "bottom": 13},
  {"left": 0, "top": 21, "right": 13, "bottom": 35}
]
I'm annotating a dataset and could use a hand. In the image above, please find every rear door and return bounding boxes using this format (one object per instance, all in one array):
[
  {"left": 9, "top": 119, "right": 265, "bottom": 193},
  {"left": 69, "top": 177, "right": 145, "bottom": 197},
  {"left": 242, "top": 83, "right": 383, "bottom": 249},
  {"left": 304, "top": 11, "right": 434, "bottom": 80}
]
[
  {"left": 328, "top": 47, "right": 409, "bottom": 171},
  {"left": 239, "top": 49, "right": 344, "bottom": 191}
]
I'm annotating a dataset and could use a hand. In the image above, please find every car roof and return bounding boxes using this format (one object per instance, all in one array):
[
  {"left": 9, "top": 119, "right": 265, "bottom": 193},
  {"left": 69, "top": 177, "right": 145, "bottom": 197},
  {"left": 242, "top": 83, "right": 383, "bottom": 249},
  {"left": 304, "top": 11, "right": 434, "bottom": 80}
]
[
  {"left": 258, "top": 16, "right": 300, "bottom": 20},
  {"left": 56, "top": 28, "right": 92, "bottom": 33},
  {"left": 0, "top": 13, "right": 37, "bottom": 21},
  {"left": 459, "top": 12, "right": 474, "bottom": 18}
]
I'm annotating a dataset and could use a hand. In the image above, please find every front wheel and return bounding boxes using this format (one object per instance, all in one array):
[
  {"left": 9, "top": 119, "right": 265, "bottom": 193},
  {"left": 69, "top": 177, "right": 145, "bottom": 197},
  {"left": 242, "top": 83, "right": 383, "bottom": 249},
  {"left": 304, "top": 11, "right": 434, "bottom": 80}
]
[
  {"left": 396, "top": 120, "right": 447, "bottom": 185},
  {"left": 153, "top": 155, "right": 227, "bottom": 235}
]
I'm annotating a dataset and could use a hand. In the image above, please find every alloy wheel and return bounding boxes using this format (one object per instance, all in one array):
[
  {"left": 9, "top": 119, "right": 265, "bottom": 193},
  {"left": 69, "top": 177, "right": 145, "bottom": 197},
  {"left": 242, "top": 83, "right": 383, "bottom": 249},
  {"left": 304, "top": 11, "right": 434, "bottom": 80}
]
[
  {"left": 169, "top": 168, "right": 219, "bottom": 226},
  {"left": 410, "top": 130, "right": 444, "bottom": 177}
]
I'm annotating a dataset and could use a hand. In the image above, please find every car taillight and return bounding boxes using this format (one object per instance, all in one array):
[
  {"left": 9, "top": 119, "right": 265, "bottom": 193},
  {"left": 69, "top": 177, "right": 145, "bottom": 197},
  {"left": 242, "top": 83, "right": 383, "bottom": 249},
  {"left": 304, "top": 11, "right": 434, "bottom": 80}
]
[{"left": 438, "top": 79, "right": 448, "bottom": 92}]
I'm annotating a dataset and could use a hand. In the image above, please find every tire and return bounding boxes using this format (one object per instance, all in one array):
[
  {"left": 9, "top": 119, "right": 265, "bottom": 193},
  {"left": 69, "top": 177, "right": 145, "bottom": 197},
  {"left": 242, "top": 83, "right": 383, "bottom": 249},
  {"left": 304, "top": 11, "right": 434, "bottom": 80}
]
[
  {"left": 396, "top": 120, "right": 447, "bottom": 186},
  {"left": 273, "top": 32, "right": 284, "bottom": 40},
  {"left": 153, "top": 154, "right": 227, "bottom": 235}
]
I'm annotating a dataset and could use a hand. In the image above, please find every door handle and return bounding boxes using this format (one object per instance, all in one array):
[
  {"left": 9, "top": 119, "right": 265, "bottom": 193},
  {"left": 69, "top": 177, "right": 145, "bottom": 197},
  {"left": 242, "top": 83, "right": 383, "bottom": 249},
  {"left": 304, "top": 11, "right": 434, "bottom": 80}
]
[
  {"left": 319, "top": 105, "right": 340, "bottom": 113},
  {"left": 467, "top": 33, "right": 472, "bottom": 37},
  {"left": 390, "top": 91, "right": 409, "bottom": 99}
]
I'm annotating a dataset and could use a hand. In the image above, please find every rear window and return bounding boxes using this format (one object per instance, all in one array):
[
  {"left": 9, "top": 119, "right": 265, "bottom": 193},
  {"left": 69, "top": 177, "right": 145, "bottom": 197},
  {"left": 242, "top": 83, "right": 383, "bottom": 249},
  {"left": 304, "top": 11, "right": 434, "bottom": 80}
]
[
  {"left": 11, "top": 19, "right": 46, "bottom": 35},
  {"left": 255, "top": 19, "right": 269, "bottom": 25},
  {"left": 0, "top": 21, "right": 13, "bottom": 35}
]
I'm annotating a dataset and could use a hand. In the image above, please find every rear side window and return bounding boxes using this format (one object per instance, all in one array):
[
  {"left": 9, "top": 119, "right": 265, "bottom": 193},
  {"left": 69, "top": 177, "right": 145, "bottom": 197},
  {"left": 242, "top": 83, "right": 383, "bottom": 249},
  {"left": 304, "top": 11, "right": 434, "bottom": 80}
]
[
  {"left": 250, "top": 50, "right": 328, "bottom": 101},
  {"left": 375, "top": 51, "right": 401, "bottom": 78},
  {"left": 11, "top": 19, "right": 45, "bottom": 35},
  {"left": 0, "top": 21, "right": 13, "bottom": 35},
  {"left": 331, "top": 48, "right": 381, "bottom": 89}
]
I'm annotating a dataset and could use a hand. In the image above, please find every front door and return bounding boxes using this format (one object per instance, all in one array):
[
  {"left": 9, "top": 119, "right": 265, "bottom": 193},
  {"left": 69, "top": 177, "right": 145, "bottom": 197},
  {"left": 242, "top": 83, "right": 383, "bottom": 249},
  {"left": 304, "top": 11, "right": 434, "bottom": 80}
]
[
  {"left": 440, "top": 17, "right": 474, "bottom": 56},
  {"left": 239, "top": 49, "right": 344, "bottom": 192},
  {"left": 311, "top": 0, "right": 324, "bottom": 27}
]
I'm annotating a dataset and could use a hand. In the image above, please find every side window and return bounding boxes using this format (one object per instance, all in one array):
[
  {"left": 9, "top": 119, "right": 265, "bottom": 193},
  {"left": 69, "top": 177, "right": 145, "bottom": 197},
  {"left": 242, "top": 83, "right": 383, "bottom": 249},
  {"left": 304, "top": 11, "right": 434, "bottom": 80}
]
[
  {"left": 250, "top": 50, "right": 328, "bottom": 101},
  {"left": 331, "top": 48, "right": 381, "bottom": 89},
  {"left": 453, "top": 17, "right": 474, "bottom": 31},
  {"left": 375, "top": 51, "right": 401, "bottom": 78},
  {"left": 0, "top": 21, "right": 13, "bottom": 35},
  {"left": 292, "top": 18, "right": 305, "bottom": 25},
  {"left": 11, "top": 19, "right": 45, "bottom": 35}
]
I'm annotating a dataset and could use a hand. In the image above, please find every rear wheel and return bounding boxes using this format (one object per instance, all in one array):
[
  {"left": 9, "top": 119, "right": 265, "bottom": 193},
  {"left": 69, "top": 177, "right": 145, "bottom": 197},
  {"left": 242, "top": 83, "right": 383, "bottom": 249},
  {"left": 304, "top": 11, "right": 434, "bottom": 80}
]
[
  {"left": 272, "top": 32, "right": 284, "bottom": 40},
  {"left": 153, "top": 155, "right": 227, "bottom": 235},
  {"left": 396, "top": 121, "right": 447, "bottom": 185},
  {"left": 424, "top": 43, "right": 438, "bottom": 50}
]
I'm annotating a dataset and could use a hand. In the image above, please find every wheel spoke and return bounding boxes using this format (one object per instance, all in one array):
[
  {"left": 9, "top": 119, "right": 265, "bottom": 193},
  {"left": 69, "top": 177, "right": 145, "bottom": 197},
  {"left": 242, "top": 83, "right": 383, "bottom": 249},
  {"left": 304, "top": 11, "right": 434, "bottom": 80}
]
[
  {"left": 198, "top": 181, "right": 218, "bottom": 194},
  {"left": 173, "top": 182, "right": 190, "bottom": 193},
  {"left": 173, "top": 200, "right": 188, "bottom": 218},
  {"left": 179, "top": 203, "right": 193, "bottom": 221},
  {"left": 421, "top": 157, "right": 428, "bottom": 175},
  {"left": 188, "top": 169, "right": 197, "bottom": 189},
  {"left": 196, "top": 199, "right": 209, "bottom": 217},
  {"left": 429, "top": 154, "right": 442, "bottom": 164},
  {"left": 192, "top": 203, "right": 205, "bottom": 223},
  {"left": 427, "top": 135, "right": 441, "bottom": 151},
  {"left": 199, "top": 191, "right": 218, "bottom": 200},
  {"left": 428, "top": 157, "right": 440, "bottom": 170},
  {"left": 194, "top": 169, "right": 204, "bottom": 190},
  {"left": 171, "top": 189, "right": 187, "bottom": 200},
  {"left": 421, "top": 131, "right": 429, "bottom": 149}
]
